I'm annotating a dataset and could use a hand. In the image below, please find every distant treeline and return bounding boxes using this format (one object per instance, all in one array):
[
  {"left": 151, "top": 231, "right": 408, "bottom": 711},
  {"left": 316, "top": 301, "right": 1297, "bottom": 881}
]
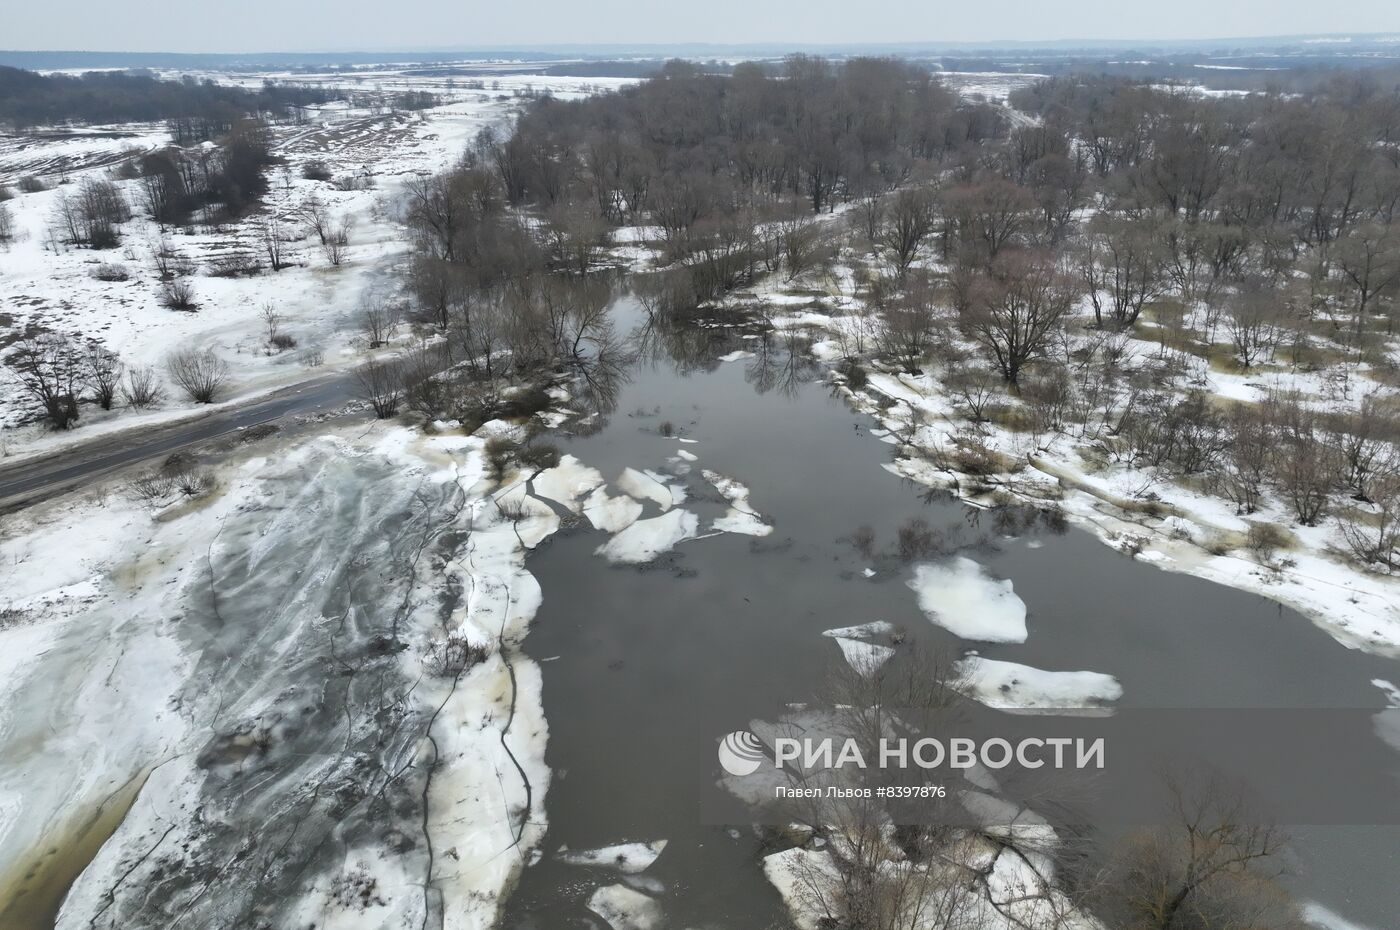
[
  {"left": 0, "top": 67, "right": 341, "bottom": 130},
  {"left": 933, "top": 56, "right": 1400, "bottom": 94}
]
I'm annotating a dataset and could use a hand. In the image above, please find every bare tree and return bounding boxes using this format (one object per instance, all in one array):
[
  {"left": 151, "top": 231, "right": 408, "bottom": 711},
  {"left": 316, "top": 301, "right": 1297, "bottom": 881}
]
[
  {"left": 261, "top": 302, "right": 283, "bottom": 345},
  {"left": 1335, "top": 222, "right": 1400, "bottom": 340},
  {"left": 1268, "top": 392, "right": 1338, "bottom": 525},
  {"left": 943, "top": 176, "right": 1036, "bottom": 260},
  {"left": 1338, "top": 469, "right": 1400, "bottom": 568},
  {"left": 121, "top": 365, "right": 164, "bottom": 408},
  {"left": 298, "top": 193, "right": 331, "bottom": 245},
  {"left": 1096, "top": 774, "right": 1299, "bottom": 930},
  {"left": 853, "top": 192, "right": 885, "bottom": 250},
  {"left": 52, "top": 178, "right": 132, "bottom": 248},
  {"left": 960, "top": 250, "right": 1077, "bottom": 385},
  {"left": 1324, "top": 398, "right": 1399, "bottom": 502},
  {"left": 1223, "top": 285, "right": 1283, "bottom": 368},
  {"left": 1080, "top": 215, "right": 1169, "bottom": 329},
  {"left": 355, "top": 358, "right": 403, "bottom": 418},
  {"left": 322, "top": 217, "right": 350, "bottom": 266},
  {"left": 83, "top": 344, "right": 124, "bottom": 410},
  {"left": 947, "top": 366, "right": 1001, "bottom": 423},
  {"left": 8, "top": 334, "right": 83, "bottom": 428},
  {"left": 879, "top": 187, "right": 936, "bottom": 276},
  {"left": 358, "top": 295, "right": 398, "bottom": 349},
  {"left": 256, "top": 215, "right": 290, "bottom": 272},
  {"left": 149, "top": 236, "right": 192, "bottom": 281},
  {"left": 1220, "top": 404, "right": 1272, "bottom": 514},
  {"left": 878, "top": 274, "right": 941, "bottom": 372},
  {"left": 166, "top": 348, "right": 230, "bottom": 403}
]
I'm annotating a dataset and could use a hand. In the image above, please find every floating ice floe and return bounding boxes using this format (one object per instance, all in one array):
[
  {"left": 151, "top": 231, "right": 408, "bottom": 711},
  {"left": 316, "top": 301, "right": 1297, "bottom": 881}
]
[
  {"left": 588, "top": 884, "right": 664, "bottom": 930},
  {"left": 558, "top": 839, "right": 667, "bottom": 873},
  {"left": 490, "top": 482, "right": 560, "bottom": 548},
  {"left": 702, "top": 468, "right": 772, "bottom": 537},
  {"left": 583, "top": 486, "right": 645, "bottom": 533},
  {"left": 595, "top": 509, "right": 699, "bottom": 564},
  {"left": 907, "top": 558, "right": 1028, "bottom": 643},
  {"left": 956, "top": 657, "right": 1122, "bottom": 712},
  {"left": 1373, "top": 679, "right": 1400, "bottom": 754},
  {"left": 822, "top": 621, "right": 896, "bottom": 640},
  {"left": 531, "top": 455, "right": 604, "bottom": 513},
  {"left": 762, "top": 847, "right": 842, "bottom": 930},
  {"left": 959, "top": 790, "right": 1059, "bottom": 851},
  {"left": 831, "top": 637, "right": 895, "bottom": 675},
  {"left": 1300, "top": 901, "right": 1381, "bottom": 930},
  {"left": 617, "top": 467, "right": 683, "bottom": 511}
]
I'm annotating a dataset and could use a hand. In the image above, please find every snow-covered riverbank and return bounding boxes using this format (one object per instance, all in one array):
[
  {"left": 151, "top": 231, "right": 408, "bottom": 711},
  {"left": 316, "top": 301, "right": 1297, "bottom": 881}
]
[{"left": 0, "top": 423, "right": 560, "bottom": 927}]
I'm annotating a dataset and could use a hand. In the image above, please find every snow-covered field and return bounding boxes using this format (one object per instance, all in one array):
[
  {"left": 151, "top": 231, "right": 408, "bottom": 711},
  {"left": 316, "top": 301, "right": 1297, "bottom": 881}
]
[
  {"left": 0, "top": 422, "right": 568, "bottom": 926},
  {"left": 0, "top": 70, "right": 637, "bottom": 460}
]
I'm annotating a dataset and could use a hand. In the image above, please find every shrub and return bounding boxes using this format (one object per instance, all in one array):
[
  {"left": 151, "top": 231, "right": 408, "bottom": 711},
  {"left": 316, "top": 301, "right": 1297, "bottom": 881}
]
[
  {"left": 165, "top": 348, "right": 229, "bottom": 403},
  {"left": 130, "top": 470, "right": 178, "bottom": 502},
  {"left": 131, "top": 459, "right": 213, "bottom": 502},
  {"left": 121, "top": 365, "right": 163, "bottom": 408},
  {"left": 355, "top": 358, "right": 403, "bottom": 418},
  {"left": 207, "top": 252, "right": 264, "bottom": 277},
  {"left": 497, "top": 384, "right": 552, "bottom": 418},
  {"left": 517, "top": 440, "right": 561, "bottom": 472},
  {"left": 1245, "top": 521, "right": 1291, "bottom": 563},
  {"left": 270, "top": 333, "right": 297, "bottom": 352},
  {"left": 423, "top": 632, "right": 490, "bottom": 676},
  {"left": 948, "top": 435, "right": 1003, "bottom": 476},
  {"left": 91, "top": 262, "right": 130, "bottom": 282},
  {"left": 18, "top": 175, "right": 47, "bottom": 193},
  {"left": 0, "top": 606, "right": 27, "bottom": 631},
  {"left": 1337, "top": 473, "right": 1400, "bottom": 568},
  {"left": 484, "top": 435, "right": 517, "bottom": 480},
  {"left": 160, "top": 278, "right": 197, "bottom": 311},
  {"left": 495, "top": 496, "right": 529, "bottom": 523},
  {"left": 302, "top": 159, "right": 333, "bottom": 182},
  {"left": 838, "top": 357, "right": 868, "bottom": 389},
  {"left": 335, "top": 173, "right": 374, "bottom": 192}
]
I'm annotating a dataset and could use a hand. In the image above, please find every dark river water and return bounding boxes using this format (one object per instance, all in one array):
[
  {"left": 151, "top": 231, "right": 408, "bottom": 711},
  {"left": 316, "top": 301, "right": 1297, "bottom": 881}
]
[{"left": 503, "top": 303, "right": 1400, "bottom": 929}]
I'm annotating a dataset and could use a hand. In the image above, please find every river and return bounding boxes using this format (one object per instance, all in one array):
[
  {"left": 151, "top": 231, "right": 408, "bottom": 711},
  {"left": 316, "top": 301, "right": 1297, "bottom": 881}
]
[{"left": 503, "top": 299, "right": 1400, "bottom": 929}]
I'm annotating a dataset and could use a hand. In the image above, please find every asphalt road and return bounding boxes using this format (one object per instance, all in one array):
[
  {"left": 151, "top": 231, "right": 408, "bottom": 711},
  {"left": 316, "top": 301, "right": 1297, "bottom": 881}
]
[{"left": 0, "top": 372, "right": 359, "bottom": 510}]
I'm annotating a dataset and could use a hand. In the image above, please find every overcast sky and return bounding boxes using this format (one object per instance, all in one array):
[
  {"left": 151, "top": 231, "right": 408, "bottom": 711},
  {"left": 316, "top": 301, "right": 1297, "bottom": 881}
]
[{"left": 7, "top": 0, "right": 1400, "bottom": 53}]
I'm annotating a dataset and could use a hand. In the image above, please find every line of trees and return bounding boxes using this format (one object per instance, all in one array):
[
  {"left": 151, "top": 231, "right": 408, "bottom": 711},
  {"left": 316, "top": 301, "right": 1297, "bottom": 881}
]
[
  {"left": 0, "top": 66, "right": 340, "bottom": 131},
  {"left": 6, "top": 334, "right": 170, "bottom": 429},
  {"left": 388, "top": 58, "right": 1400, "bottom": 568}
]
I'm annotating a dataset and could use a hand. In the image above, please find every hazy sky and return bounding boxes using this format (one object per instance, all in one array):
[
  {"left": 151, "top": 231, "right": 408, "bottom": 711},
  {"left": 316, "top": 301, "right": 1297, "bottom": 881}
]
[{"left": 7, "top": 0, "right": 1400, "bottom": 53}]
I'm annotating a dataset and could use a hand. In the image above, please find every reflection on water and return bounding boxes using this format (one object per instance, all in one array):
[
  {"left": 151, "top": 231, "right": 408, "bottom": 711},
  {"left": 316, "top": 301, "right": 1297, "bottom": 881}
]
[{"left": 502, "top": 297, "right": 1400, "bottom": 929}]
